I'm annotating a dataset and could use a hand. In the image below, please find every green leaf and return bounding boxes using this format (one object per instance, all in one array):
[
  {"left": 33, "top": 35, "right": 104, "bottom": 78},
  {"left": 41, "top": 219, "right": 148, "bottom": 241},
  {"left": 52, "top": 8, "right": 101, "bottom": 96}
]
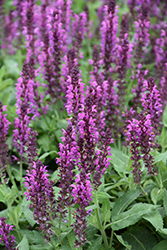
[
  {"left": 152, "top": 240, "right": 167, "bottom": 250},
  {"left": 111, "top": 203, "right": 158, "bottom": 231},
  {"left": 21, "top": 197, "right": 36, "bottom": 227},
  {"left": 68, "top": 231, "right": 76, "bottom": 250},
  {"left": 0, "top": 185, "right": 6, "bottom": 203},
  {"left": 122, "top": 225, "right": 158, "bottom": 250},
  {"left": 8, "top": 205, "right": 21, "bottom": 226},
  {"left": 0, "top": 79, "right": 12, "bottom": 91},
  {"left": 110, "top": 148, "right": 130, "bottom": 174},
  {"left": 163, "top": 105, "right": 167, "bottom": 127},
  {"left": 38, "top": 134, "right": 50, "bottom": 152},
  {"left": 0, "top": 66, "right": 5, "bottom": 81},
  {"left": 85, "top": 204, "right": 99, "bottom": 211},
  {"left": 151, "top": 188, "right": 164, "bottom": 205},
  {"left": 17, "top": 235, "right": 29, "bottom": 250},
  {"left": 114, "top": 233, "right": 132, "bottom": 250},
  {"left": 160, "top": 127, "right": 167, "bottom": 151},
  {"left": 51, "top": 170, "right": 60, "bottom": 182},
  {"left": 153, "top": 151, "right": 167, "bottom": 164},
  {"left": 20, "top": 230, "right": 45, "bottom": 245},
  {"left": 101, "top": 198, "right": 111, "bottom": 223},
  {"left": 39, "top": 150, "right": 57, "bottom": 161},
  {"left": 12, "top": 168, "right": 21, "bottom": 181},
  {"left": 57, "top": 119, "right": 68, "bottom": 130},
  {"left": 97, "top": 192, "right": 114, "bottom": 199},
  {"left": 163, "top": 189, "right": 167, "bottom": 215},
  {"left": 4, "top": 58, "right": 20, "bottom": 76},
  {"left": 143, "top": 209, "right": 163, "bottom": 229},
  {"left": 111, "top": 189, "right": 141, "bottom": 216},
  {"left": 30, "top": 245, "right": 52, "bottom": 250},
  {"left": 61, "top": 246, "right": 72, "bottom": 250},
  {"left": 53, "top": 186, "right": 61, "bottom": 200},
  {"left": 87, "top": 236, "right": 102, "bottom": 250}
]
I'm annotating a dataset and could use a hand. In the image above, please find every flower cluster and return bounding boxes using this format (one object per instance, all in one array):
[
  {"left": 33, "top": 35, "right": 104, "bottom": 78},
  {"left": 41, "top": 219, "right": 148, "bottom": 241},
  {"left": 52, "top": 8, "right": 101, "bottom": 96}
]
[
  {"left": 134, "top": 2, "right": 150, "bottom": 64},
  {"left": 25, "top": 160, "right": 56, "bottom": 241},
  {"left": 13, "top": 62, "right": 38, "bottom": 162},
  {"left": 71, "top": 171, "right": 92, "bottom": 247},
  {"left": 125, "top": 114, "right": 155, "bottom": 183},
  {"left": 0, "top": 217, "right": 17, "bottom": 250},
  {"left": 141, "top": 77, "right": 163, "bottom": 134}
]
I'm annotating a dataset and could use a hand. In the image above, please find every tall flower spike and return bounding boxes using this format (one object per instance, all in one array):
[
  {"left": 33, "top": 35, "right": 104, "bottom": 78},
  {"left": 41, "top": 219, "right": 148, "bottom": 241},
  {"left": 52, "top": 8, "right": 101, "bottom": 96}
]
[
  {"left": 71, "top": 170, "right": 92, "bottom": 247},
  {"left": 100, "top": 0, "right": 118, "bottom": 78},
  {"left": 141, "top": 77, "right": 163, "bottom": 134},
  {"left": 125, "top": 113, "right": 156, "bottom": 183},
  {"left": 132, "top": 65, "right": 148, "bottom": 112},
  {"left": 25, "top": 160, "right": 56, "bottom": 241},
  {"left": 0, "top": 217, "right": 17, "bottom": 250},
  {"left": 56, "top": 124, "right": 78, "bottom": 218},
  {"left": 134, "top": 2, "right": 150, "bottom": 65},
  {"left": 13, "top": 62, "right": 38, "bottom": 164}
]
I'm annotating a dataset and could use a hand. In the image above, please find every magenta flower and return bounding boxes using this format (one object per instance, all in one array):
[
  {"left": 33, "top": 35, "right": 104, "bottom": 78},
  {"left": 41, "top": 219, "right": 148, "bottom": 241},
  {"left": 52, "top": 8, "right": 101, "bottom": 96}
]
[
  {"left": 25, "top": 160, "right": 56, "bottom": 241},
  {"left": 141, "top": 77, "right": 163, "bottom": 134},
  {"left": 125, "top": 114, "right": 156, "bottom": 183},
  {"left": 0, "top": 217, "right": 17, "bottom": 250},
  {"left": 71, "top": 171, "right": 92, "bottom": 247}
]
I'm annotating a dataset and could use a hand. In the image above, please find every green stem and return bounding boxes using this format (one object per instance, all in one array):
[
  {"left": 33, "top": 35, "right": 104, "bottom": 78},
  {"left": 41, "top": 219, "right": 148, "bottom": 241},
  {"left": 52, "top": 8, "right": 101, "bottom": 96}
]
[
  {"left": 109, "top": 229, "right": 114, "bottom": 248},
  {"left": 94, "top": 193, "right": 109, "bottom": 249},
  {"left": 59, "top": 212, "right": 62, "bottom": 235},
  {"left": 19, "top": 161, "right": 24, "bottom": 194},
  {"left": 50, "top": 238, "right": 57, "bottom": 250},
  {"left": 140, "top": 185, "right": 151, "bottom": 204},
  {"left": 6, "top": 165, "right": 22, "bottom": 202},
  {"left": 50, "top": 216, "right": 59, "bottom": 237},
  {"left": 68, "top": 206, "right": 71, "bottom": 227}
]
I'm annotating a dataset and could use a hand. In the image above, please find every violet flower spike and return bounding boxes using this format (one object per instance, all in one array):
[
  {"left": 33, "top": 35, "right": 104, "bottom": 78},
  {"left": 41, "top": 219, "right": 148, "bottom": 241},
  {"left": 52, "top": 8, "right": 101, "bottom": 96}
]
[
  {"left": 125, "top": 113, "right": 156, "bottom": 183},
  {"left": 71, "top": 171, "right": 92, "bottom": 247},
  {"left": 0, "top": 217, "right": 17, "bottom": 250},
  {"left": 141, "top": 77, "right": 163, "bottom": 134},
  {"left": 25, "top": 160, "right": 56, "bottom": 241}
]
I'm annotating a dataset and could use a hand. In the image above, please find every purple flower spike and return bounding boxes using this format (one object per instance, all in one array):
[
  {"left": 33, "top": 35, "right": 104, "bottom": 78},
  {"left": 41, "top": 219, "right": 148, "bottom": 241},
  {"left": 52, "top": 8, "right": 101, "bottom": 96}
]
[
  {"left": 56, "top": 124, "right": 78, "bottom": 217},
  {"left": 141, "top": 77, "right": 163, "bottom": 134},
  {"left": 0, "top": 217, "right": 17, "bottom": 250},
  {"left": 100, "top": 0, "right": 118, "bottom": 77},
  {"left": 25, "top": 160, "right": 56, "bottom": 241},
  {"left": 71, "top": 170, "right": 92, "bottom": 247},
  {"left": 134, "top": 3, "right": 150, "bottom": 64},
  {"left": 125, "top": 113, "right": 156, "bottom": 183}
]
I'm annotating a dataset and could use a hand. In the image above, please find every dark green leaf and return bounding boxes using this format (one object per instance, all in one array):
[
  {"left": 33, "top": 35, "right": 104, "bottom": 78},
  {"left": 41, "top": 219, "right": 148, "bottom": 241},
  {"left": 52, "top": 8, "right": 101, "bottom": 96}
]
[
  {"left": 122, "top": 225, "right": 158, "bottom": 250},
  {"left": 114, "top": 234, "right": 132, "bottom": 250},
  {"left": 152, "top": 240, "right": 167, "bottom": 250},
  {"left": 87, "top": 236, "right": 102, "bottom": 250}
]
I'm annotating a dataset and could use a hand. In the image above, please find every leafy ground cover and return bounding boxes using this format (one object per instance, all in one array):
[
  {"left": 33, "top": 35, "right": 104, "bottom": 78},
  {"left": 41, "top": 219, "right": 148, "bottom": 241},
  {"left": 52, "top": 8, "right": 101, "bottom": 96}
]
[{"left": 0, "top": 0, "right": 167, "bottom": 249}]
